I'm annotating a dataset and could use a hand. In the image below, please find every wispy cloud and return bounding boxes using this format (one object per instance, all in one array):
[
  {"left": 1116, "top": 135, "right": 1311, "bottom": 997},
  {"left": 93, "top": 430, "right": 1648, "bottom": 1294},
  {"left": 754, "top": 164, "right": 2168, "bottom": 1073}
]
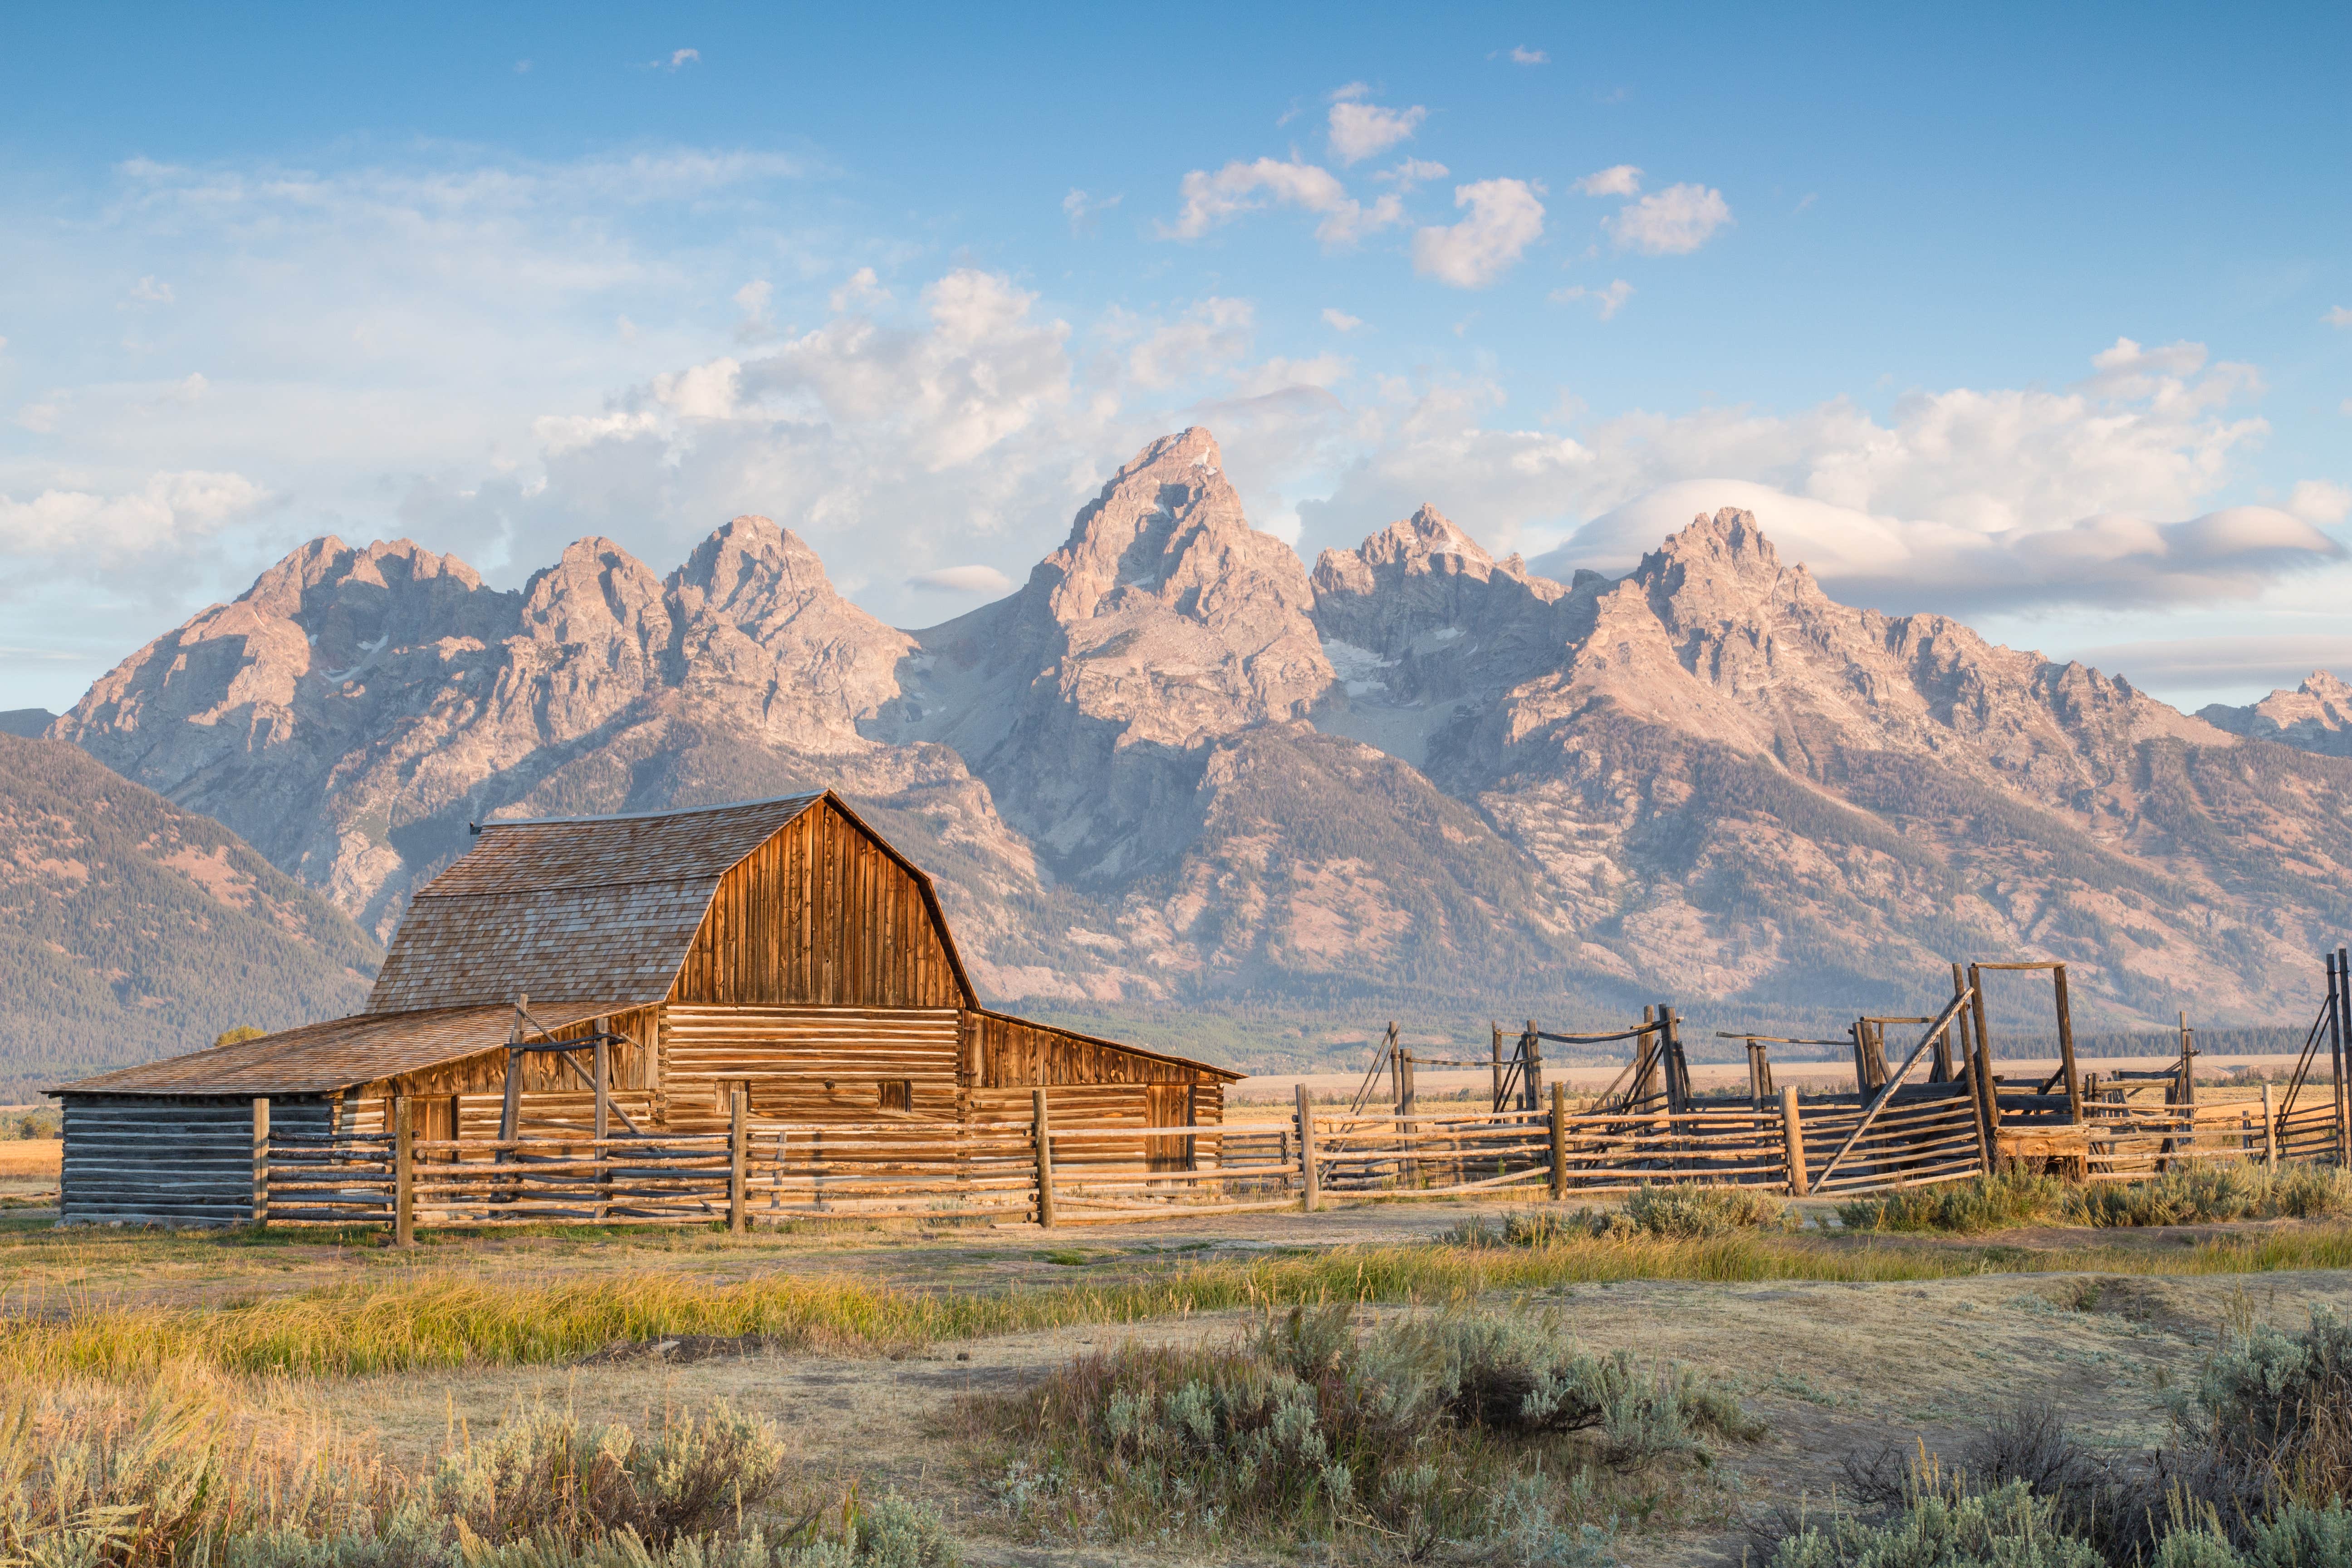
[
  {"left": 1552, "top": 279, "right": 1633, "bottom": 319},
  {"left": 907, "top": 564, "right": 1013, "bottom": 593},
  {"left": 1573, "top": 165, "right": 1641, "bottom": 197},
  {"left": 127, "top": 276, "right": 174, "bottom": 304},
  {"left": 1063, "top": 187, "right": 1121, "bottom": 235},
  {"left": 2326, "top": 305, "right": 2352, "bottom": 328},
  {"left": 646, "top": 48, "right": 699, "bottom": 70},
  {"left": 1322, "top": 307, "right": 1363, "bottom": 332},
  {"left": 1508, "top": 45, "right": 1548, "bottom": 64},
  {"left": 1160, "top": 157, "right": 1402, "bottom": 246},
  {"left": 1607, "top": 182, "right": 1731, "bottom": 254}
]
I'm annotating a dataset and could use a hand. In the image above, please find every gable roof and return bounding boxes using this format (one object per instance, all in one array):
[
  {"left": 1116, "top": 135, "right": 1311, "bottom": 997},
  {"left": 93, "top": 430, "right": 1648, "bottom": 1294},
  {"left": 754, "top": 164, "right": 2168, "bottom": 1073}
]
[
  {"left": 365, "top": 792, "right": 974, "bottom": 1013},
  {"left": 54, "top": 1001, "right": 621, "bottom": 1096}
]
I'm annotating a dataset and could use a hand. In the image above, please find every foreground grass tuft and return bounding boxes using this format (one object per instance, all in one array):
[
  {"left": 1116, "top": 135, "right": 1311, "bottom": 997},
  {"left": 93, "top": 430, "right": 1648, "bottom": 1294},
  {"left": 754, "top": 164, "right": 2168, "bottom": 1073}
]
[
  {"left": 1443, "top": 1184, "right": 1792, "bottom": 1247},
  {"left": 1838, "top": 1162, "right": 2352, "bottom": 1235}
]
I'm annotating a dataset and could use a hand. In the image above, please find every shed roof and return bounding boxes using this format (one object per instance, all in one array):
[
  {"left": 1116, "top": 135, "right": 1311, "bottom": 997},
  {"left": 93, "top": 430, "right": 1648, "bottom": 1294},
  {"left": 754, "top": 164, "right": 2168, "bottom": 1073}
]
[
  {"left": 366, "top": 794, "right": 841, "bottom": 1013},
  {"left": 52, "top": 1002, "right": 621, "bottom": 1097}
]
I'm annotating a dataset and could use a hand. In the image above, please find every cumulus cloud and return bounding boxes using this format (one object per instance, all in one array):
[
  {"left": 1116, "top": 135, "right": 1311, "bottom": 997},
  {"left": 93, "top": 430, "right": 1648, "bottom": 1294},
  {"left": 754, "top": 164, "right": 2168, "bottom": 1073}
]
[
  {"left": 1573, "top": 165, "right": 1642, "bottom": 197},
  {"left": 907, "top": 564, "right": 1014, "bottom": 593},
  {"left": 1328, "top": 99, "right": 1426, "bottom": 165},
  {"left": 1607, "top": 182, "right": 1731, "bottom": 254},
  {"left": 0, "top": 470, "right": 271, "bottom": 568},
  {"left": 1508, "top": 45, "right": 1548, "bottom": 64},
  {"left": 1322, "top": 307, "right": 1363, "bottom": 332},
  {"left": 1161, "top": 157, "right": 1402, "bottom": 246},
  {"left": 732, "top": 279, "right": 774, "bottom": 341},
  {"left": 1411, "top": 179, "right": 1545, "bottom": 288},
  {"left": 2325, "top": 305, "right": 2352, "bottom": 328},
  {"left": 1124, "top": 298, "right": 1254, "bottom": 388},
  {"left": 1552, "top": 279, "right": 1633, "bottom": 319}
]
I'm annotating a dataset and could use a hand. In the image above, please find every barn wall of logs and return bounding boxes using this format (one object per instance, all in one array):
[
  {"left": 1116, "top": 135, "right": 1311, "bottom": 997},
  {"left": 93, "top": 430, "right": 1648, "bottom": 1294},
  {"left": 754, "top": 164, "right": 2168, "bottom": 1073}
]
[{"left": 59, "top": 1095, "right": 334, "bottom": 1225}]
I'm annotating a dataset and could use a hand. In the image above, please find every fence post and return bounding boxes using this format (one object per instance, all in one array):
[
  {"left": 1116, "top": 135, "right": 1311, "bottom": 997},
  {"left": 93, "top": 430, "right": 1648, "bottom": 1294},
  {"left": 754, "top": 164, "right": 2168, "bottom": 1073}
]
[
  {"left": 392, "top": 1095, "right": 414, "bottom": 1248},
  {"left": 2261, "top": 1083, "right": 2278, "bottom": 1172},
  {"left": 250, "top": 1097, "right": 270, "bottom": 1227},
  {"left": 593, "top": 1033, "right": 612, "bottom": 1222},
  {"left": 728, "top": 1088, "right": 748, "bottom": 1234},
  {"left": 1032, "top": 1087, "right": 1055, "bottom": 1229},
  {"left": 1296, "top": 1083, "right": 1320, "bottom": 1213},
  {"left": 1780, "top": 1086, "right": 1809, "bottom": 1197},
  {"left": 1549, "top": 1083, "right": 1567, "bottom": 1200}
]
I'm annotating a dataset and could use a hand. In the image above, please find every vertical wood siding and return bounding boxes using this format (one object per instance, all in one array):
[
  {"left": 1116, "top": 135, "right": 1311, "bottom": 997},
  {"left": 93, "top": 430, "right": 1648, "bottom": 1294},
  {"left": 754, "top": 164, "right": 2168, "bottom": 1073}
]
[{"left": 668, "top": 801, "right": 963, "bottom": 1008}]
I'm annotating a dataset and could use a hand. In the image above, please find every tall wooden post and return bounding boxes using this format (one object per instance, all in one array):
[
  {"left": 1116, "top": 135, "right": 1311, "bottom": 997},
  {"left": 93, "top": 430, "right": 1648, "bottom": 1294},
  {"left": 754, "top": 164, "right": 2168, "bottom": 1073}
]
[
  {"left": 1636, "top": 1006, "right": 1659, "bottom": 1107},
  {"left": 1295, "top": 1083, "right": 1320, "bottom": 1213},
  {"left": 728, "top": 1088, "right": 749, "bottom": 1233},
  {"left": 2176, "top": 1011, "right": 2197, "bottom": 1108},
  {"left": 1490, "top": 1023, "right": 1504, "bottom": 1113},
  {"left": 1780, "top": 1086, "right": 1809, "bottom": 1196},
  {"left": 1548, "top": 1083, "right": 1567, "bottom": 1200},
  {"left": 1032, "top": 1087, "right": 1055, "bottom": 1228},
  {"left": 392, "top": 1094, "right": 414, "bottom": 1248},
  {"left": 1963, "top": 1023, "right": 1997, "bottom": 1175},
  {"left": 2052, "top": 964, "right": 2083, "bottom": 1123},
  {"left": 498, "top": 992, "right": 527, "bottom": 1144},
  {"left": 1850, "top": 1019, "right": 1870, "bottom": 1096},
  {"left": 250, "top": 1098, "right": 270, "bottom": 1227},
  {"left": 593, "top": 1034, "right": 612, "bottom": 1221},
  {"left": 1660, "top": 1005, "right": 1687, "bottom": 1111},
  {"left": 2261, "top": 1083, "right": 2278, "bottom": 1172},
  {"left": 1397, "top": 1048, "right": 1417, "bottom": 1187},
  {"left": 2333, "top": 949, "right": 2351, "bottom": 1165},
  {"left": 1523, "top": 1021, "right": 1542, "bottom": 1113},
  {"left": 1968, "top": 965, "right": 1998, "bottom": 1138}
]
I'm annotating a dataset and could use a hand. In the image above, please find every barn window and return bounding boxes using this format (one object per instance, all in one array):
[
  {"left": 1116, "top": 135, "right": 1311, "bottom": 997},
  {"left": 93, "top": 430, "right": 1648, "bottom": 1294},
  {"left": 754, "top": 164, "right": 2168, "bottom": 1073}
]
[{"left": 880, "top": 1080, "right": 911, "bottom": 1112}]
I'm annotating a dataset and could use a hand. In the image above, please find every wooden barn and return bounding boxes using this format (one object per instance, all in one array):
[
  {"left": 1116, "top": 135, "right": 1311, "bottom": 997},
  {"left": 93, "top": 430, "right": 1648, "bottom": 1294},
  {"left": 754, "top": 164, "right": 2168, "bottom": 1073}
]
[{"left": 52, "top": 792, "right": 1239, "bottom": 1225}]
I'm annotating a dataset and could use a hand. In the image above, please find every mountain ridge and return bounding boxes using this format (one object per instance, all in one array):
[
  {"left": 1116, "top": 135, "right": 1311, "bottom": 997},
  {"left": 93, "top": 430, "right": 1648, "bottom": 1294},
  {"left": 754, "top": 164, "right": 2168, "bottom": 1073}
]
[{"left": 45, "top": 427, "right": 2352, "bottom": 1048}]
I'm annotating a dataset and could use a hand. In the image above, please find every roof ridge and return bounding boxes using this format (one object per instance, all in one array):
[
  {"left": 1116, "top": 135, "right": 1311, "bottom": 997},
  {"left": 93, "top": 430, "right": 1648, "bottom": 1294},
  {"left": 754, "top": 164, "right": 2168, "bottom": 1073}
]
[{"left": 472, "top": 791, "right": 825, "bottom": 833}]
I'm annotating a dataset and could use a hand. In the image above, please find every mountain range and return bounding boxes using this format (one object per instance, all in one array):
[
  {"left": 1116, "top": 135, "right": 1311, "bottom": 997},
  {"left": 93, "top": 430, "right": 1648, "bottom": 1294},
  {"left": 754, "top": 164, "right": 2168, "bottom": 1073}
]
[{"left": 34, "top": 426, "right": 2352, "bottom": 1065}]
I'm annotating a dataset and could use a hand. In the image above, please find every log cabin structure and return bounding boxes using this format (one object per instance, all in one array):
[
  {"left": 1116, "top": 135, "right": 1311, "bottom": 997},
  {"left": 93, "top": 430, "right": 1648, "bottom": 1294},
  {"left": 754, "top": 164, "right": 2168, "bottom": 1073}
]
[{"left": 51, "top": 793, "right": 1239, "bottom": 1225}]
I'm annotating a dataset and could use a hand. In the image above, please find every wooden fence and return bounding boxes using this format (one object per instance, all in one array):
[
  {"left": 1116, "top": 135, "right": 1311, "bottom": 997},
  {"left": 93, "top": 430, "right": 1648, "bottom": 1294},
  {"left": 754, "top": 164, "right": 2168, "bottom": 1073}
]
[{"left": 240, "top": 1068, "right": 2347, "bottom": 1237}]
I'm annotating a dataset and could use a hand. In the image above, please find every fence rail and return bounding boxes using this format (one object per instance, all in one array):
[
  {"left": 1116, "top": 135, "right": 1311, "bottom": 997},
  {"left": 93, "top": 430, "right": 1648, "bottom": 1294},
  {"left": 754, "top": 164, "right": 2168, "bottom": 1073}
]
[{"left": 243, "top": 1071, "right": 2347, "bottom": 1239}]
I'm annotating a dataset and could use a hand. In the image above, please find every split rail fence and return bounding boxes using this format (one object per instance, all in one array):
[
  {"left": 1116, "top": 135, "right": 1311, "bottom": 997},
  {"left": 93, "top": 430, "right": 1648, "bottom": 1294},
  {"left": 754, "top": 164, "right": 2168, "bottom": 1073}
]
[{"left": 247, "top": 1071, "right": 2347, "bottom": 1238}]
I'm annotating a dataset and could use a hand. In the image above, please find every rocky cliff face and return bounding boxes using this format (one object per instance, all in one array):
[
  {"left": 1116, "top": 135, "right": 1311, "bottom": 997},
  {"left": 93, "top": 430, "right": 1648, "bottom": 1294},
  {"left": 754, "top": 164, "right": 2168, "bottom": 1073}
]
[
  {"left": 53, "top": 436, "right": 2352, "bottom": 1031},
  {"left": 2200, "top": 671, "right": 2352, "bottom": 758}
]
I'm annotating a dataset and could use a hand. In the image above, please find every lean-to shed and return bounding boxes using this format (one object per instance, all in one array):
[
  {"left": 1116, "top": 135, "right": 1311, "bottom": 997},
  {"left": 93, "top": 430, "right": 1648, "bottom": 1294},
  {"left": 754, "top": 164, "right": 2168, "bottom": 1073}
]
[{"left": 51, "top": 792, "right": 1240, "bottom": 1225}]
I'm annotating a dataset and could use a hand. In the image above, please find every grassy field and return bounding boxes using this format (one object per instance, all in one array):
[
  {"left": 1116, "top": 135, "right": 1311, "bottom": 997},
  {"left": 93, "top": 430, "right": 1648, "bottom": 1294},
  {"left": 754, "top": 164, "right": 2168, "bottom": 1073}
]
[{"left": 3, "top": 1183, "right": 2347, "bottom": 1566}]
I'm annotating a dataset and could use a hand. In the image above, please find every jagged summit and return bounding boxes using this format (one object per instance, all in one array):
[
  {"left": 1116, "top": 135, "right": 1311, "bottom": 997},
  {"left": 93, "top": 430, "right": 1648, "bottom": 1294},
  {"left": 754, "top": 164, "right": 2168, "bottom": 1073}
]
[{"left": 46, "top": 428, "right": 2352, "bottom": 1027}]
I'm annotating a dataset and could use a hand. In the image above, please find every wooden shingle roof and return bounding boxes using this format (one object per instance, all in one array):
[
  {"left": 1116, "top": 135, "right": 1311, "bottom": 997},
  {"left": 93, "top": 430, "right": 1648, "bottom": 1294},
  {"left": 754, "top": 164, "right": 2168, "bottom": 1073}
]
[
  {"left": 53, "top": 1002, "right": 620, "bottom": 1096},
  {"left": 366, "top": 794, "right": 827, "bottom": 1013}
]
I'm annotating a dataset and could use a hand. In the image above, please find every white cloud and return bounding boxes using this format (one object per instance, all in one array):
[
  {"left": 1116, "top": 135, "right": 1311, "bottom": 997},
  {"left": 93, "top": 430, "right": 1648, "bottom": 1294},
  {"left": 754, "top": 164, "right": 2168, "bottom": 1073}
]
[
  {"left": 1328, "top": 100, "right": 1426, "bottom": 166},
  {"left": 1062, "top": 187, "right": 1121, "bottom": 234},
  {"left": 15, "top": 401, "right": 59, "bottom": 433},
  {"left": 1607, "top": 183, "right": 1732, "bottom": 255},
  {"left": 2325, "top": 305, "right": 2352, "bottom": 328},
  {"left": 1329, "top": 81, "right": 1371, "bottom": 101},
  {"left": 1509, "top": 45, "right": 1549, "bottom": 64},
  {"left": 907, "top": 564, "right": 1014, "bottom": 593},
  {"left": 1161, "top": 157, "right": 1402, "bottom": 246},
  {"left": 828, "top": 267, "right": 890, "bottom": 313},
  {"left": 1298, "top": 338, "right": 2321, "bottom": 612},
  {"left": 1375, "top": 158, "right": 1448, "bottom": 190},
  {"left": 1322, "top": 308, "right": 1363, "bottom": 333},
  {"left": 1574, "top": 165, "right": 1642, "bottom": 197},
  {"left": 1553, "top": 279, "right": 1633, "bottom": 319},
  {"left": 1411, "top": 179, "right": 1545, "bottom": 288},
  {"left": 128, "top": 276, "right": 174, "bottom": 304},
  {"left": 0, "top": 470, "right": 270, "bottom": 566},
  {"left": 2288, "top": 479, "right": 2352, "bottom": 524},
  {"left": 662, "top": 48, "right": 699, "bottom": 69}
]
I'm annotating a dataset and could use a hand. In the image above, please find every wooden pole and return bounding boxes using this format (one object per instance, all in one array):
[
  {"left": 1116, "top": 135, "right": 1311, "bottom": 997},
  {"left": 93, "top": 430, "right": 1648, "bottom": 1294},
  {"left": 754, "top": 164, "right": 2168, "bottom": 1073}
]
[
  {"left": 2334, "top": 949, "right": 2351, "bottom": 1165},
  {"left": 728, "top": 1088, "right": 748, "bottom": 1234},
  {"left": 2177, "top": 1011, "right": 2197, "bottom": 1108},
  {"left": 1295, "top": 1083, "right": 1320, "bottom": 1212},
  {"left": 1032, "top": 1087, "right": 1055, "bottom": 1229},
  {"left": 1813, "top": 988, "right": 1975, "bottom": 1189},
  {"left": 250, "top": 1097, "right": 270, "bottom": 1227},
  {"left": 1780, "top": 1086, "right": 1808, "bottom": 1196},
  {"left": 497, "top": 992, "right": 526, "bottom": 1146},
  {"left": 2261, "top": 1082, "right": 2278, "bottom": 1172},
  {"left": 392, "top": 1095, "right": 414, "bottom": 1248},
  {"left": 1491, "top": 1022, "right": 1504, "bottom": 1113},
  {"left": 2052, "top": 964, "right": 2083, "bottom": 1123},
  {"left": 593, "top": 1033, "right": 611, "bottom": 1221},
  {"left": 1549, "top": 1083, "right": 1567, "bottom": 1200},
  {"left": 1968, "top": 964, "right": 1997, "bottom": 1132},
  {"left": 1398, "top": 1048, "right": 1417, "bottom": 1187},
  {"left": 1661, "top": 1005, "right": 1686, "bottom": 1111},
  {"left": 1524, "top": 1020, "right": 1543, "bottom": 1113}
]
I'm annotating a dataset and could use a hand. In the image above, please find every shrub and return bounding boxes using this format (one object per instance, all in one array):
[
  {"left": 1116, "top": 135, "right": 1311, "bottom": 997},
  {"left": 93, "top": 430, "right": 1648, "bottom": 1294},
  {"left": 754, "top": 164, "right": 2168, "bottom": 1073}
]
[
  {"left": 1441, "top": 1185, "right": 1790, "bottom": 1247},
  {"left": 2171, "top": 1306, "right": 2352, "bottom": 1513},
  {"left": 0, "top": 1107, "right": 59, "bottom": 1140},
  {"left": 2065, "top": 1164, "right": 2352, "bottom": 1228},
  {"left": 1836, "top": 1167, "right": 2065, "bottom": 1234},
  {"left": 1769, "top": 1479, "right": 2107, "bottom": 1568},
  {"left": 980, "top": 1304, "right": 1754, "bottom": 1557}
]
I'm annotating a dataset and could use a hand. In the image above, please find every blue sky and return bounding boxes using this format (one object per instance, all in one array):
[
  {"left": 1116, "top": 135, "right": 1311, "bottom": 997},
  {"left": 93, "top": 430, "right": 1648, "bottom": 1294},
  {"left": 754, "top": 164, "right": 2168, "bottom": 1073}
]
[{"left": 3, "top": 1, "right": 2348, "bottom": 714}]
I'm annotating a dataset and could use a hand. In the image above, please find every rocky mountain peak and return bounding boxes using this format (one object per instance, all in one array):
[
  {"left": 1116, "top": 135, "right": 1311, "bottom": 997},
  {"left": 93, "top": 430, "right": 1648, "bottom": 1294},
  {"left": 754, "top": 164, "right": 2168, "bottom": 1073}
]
[
  {"left": 1362, "top": 504, "right": 1493, "bottom": 571},
  {"left": 2198, "top": 667, "right": 2352, "bottom": 757}
]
